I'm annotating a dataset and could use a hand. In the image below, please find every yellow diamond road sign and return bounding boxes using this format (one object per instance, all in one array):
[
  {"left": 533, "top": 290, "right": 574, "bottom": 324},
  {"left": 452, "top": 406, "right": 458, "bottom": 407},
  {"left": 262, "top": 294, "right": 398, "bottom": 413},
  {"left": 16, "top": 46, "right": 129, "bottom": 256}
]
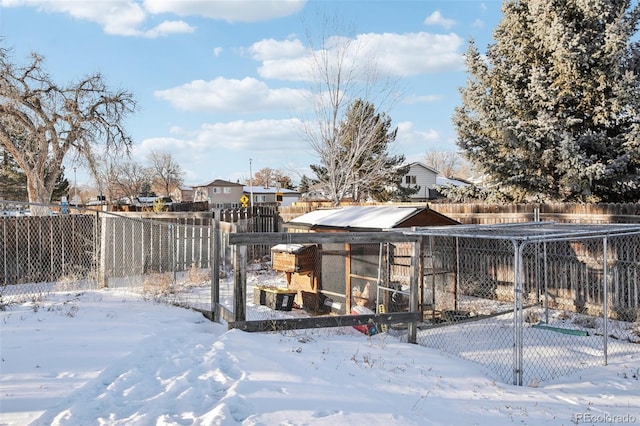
[{"left": 240, "top": 195, "right": 249, "bottom": 206}]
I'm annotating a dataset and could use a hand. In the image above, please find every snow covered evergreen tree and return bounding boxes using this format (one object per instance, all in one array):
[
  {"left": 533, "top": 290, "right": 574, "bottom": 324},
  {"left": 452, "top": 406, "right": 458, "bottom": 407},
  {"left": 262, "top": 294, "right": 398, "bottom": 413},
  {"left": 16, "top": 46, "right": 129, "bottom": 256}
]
[{"left": 454, "top": 0, "right": 640, "bottom": 202}]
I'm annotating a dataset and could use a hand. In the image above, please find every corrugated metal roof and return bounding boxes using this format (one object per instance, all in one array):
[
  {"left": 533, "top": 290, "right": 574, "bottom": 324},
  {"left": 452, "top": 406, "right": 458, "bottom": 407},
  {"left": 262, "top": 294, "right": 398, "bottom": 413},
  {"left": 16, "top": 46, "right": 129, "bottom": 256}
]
[{"left": 287, "top": 206, "right": 421, "bottom": 229}]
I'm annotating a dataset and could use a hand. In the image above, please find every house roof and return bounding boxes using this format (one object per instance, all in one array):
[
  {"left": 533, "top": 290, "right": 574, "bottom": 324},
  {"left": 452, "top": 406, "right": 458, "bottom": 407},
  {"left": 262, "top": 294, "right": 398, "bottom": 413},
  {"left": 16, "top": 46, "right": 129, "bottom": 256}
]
[
  {"left": 192, "top": 179, "right": 243, "bottom": 188},
  {"left": 436, "top": 176, "right": 469, "bottom": 187},
  {"left": 285, "top": 205, "right": 457, "bottom": 231},
  {"left": 243, "top": 186, "right": 300, "bottom": 195},
  {"left": 408, "top": 161, "right": 439, "bottom": 175}
]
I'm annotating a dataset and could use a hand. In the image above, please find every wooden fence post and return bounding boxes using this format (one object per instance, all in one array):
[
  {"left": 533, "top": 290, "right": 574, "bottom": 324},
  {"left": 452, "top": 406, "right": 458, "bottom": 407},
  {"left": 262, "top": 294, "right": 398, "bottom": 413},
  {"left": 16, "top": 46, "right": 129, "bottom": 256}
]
[
  {"left": 408, "top": 238, "right": 422, "bottom": 344},
  {"left": 234, "top": 243, "right": 247, "bottom": 322},
  {"left": 98, "top": 212, "right": 109, "bottom": 288},
  {"left": 210, "top": 219, "right": 220, "bottom": 322}
]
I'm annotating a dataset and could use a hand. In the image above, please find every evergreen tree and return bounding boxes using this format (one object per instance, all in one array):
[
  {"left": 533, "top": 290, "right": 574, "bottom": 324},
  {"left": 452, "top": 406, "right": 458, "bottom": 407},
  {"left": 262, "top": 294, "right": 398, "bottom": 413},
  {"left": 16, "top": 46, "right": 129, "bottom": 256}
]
[
  {"left": 0, "top": 149, "right": 68, "bottom": 202},
  {"left": 310, "top": 99, "right": 415, "bottom": 203},
  {"left": 298, "top": 175, "right": 311, "bottom": 194},
  {"left": 0, "top": 148, "right": 27, "bottom": 201},
  {"left": 51, "top": 166, "right": 70, "bottom": 202},
  {"left": 454, "top": 0, "right": 640, "bottom": 202}
]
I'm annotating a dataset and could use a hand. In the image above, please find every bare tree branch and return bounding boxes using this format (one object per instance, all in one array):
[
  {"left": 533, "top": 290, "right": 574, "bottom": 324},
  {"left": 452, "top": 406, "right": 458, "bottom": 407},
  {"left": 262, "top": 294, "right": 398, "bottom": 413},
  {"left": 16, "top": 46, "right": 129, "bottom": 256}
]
[
  {"left": 0, "top": 45, "right": 136, "bottom": 213},
  {"left": 299, "top": 12, "right": 400, "bottom": 205}
]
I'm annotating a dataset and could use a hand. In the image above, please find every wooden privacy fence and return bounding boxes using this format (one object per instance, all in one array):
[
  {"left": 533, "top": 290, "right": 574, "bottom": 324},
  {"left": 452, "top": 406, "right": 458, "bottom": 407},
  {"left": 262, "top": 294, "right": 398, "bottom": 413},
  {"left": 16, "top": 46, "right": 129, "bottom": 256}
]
[{"left": 280, "top": 202, "right": 640, "bottom": 224}]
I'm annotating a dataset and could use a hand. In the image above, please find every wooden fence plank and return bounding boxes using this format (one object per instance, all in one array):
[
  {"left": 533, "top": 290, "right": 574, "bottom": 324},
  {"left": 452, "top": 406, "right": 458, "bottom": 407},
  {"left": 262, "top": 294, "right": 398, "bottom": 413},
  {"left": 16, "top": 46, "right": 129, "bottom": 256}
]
[{"left": 228, "top": 311, "right": 421, "bottom": 332}]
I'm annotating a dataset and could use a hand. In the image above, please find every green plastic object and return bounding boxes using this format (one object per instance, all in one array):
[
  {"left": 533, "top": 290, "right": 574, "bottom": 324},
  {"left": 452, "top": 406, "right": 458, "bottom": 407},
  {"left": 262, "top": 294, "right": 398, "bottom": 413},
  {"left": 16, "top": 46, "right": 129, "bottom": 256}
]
[{"left": 532, "top": 322, "right": 590, "bottom": 336}]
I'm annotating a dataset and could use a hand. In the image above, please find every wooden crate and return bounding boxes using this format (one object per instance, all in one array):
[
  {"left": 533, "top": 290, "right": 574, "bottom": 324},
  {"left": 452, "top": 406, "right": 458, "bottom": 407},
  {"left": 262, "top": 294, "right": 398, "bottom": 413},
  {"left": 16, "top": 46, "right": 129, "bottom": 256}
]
[{"left": 271, "top": 244, "right": 316, "bottom": 273}]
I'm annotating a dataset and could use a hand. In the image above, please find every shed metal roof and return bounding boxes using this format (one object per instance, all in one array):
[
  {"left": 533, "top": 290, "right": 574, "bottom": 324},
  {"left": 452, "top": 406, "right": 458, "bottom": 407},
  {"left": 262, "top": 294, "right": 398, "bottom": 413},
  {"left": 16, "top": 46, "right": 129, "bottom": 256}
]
[{"left": 286, "top": 206, "right": 423, "bottom": 230}]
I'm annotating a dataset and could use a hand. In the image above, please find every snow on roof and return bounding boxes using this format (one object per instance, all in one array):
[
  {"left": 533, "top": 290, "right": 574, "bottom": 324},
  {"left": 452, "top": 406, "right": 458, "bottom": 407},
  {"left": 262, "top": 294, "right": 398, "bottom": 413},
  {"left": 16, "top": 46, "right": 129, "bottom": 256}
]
[
  {"left": 287, "top": 206, "right": 421, "bottom": 229},
  {"left": 243, "top": 186, "right": 300, "bottom": 194},
  {"left": 436, "top": 176, "right": 469, "bottom": 187}
]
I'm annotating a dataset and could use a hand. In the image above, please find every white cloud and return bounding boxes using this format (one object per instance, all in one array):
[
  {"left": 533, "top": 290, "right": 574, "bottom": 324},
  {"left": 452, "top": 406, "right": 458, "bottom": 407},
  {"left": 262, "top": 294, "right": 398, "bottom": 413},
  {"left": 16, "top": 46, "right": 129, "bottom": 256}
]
[
  {"left": 143, "top": 0, "right": 305, "bottom": 23},
  {"left": 396, "top": 121, "right": 440, "bottom": 150},
  {"left": 2, "top": 0, "right": 148, "bottom": 36},
  {"left": 357, "top": 32, "right": 464, "bottom": 76},
  {"left": 138, "top": 118, "right": 307, "bottom": 183},
  {"left": 154, "top": 77, "right": 310, "bottom": 113},
  {"left": 143, "top": 20, "right": 195, "bottom": 38},
  {"left": 253, "top": 31, "right": 465, "bottom": 82},
  {"left": 213, "top": 47, "right": 224, "bottom": 57},
  {"left": 1, "top": 0, "right": 300, "bottom": 36},
  {"left": 193, "top": 118, "right": 303, "bottom": 151},
  {"left": 424, "top": 11, "right": 456, "bottom": 30},
  {"left": 247, "top": 38, "right": 306, "bottom": 61},
  {"left": 140, "top": 118, "right": 303, "bottom": 153}
]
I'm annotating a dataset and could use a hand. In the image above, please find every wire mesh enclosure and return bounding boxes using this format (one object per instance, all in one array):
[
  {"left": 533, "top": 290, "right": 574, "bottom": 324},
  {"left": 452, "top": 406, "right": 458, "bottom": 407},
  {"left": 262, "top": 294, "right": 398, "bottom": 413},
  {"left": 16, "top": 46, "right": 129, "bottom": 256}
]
[
  {"left": 407, "top": 222, "right": 640, "bottom": 385},
  {"left": 228, "top": 223, "right": 640, "bottom": 386}
]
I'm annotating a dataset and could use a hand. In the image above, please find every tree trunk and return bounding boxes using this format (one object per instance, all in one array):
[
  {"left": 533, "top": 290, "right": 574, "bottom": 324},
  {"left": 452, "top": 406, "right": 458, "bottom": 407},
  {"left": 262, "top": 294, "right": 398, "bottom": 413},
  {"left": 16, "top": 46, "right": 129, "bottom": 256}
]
[{"left": 26, "top": 171, "right": 53, "bottom": 216}]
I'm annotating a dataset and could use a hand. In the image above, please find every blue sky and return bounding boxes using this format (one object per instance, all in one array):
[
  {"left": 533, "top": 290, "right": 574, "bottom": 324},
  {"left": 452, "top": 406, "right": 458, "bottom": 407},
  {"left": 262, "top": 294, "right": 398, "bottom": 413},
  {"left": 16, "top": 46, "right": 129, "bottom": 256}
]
[{"left": 0, "top": 0, "right": 503, "bottom": 187}]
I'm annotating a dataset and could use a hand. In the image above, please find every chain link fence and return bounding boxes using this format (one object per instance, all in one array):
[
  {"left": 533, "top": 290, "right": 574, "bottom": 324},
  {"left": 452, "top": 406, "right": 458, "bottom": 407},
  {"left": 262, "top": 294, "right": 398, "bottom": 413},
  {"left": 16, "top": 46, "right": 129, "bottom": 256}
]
[
  {"left": 408, "top": 223, "right": 640, "bottom": 385},
  {"left": 0, "top": 201, "right": 238, "bottom": 313}
]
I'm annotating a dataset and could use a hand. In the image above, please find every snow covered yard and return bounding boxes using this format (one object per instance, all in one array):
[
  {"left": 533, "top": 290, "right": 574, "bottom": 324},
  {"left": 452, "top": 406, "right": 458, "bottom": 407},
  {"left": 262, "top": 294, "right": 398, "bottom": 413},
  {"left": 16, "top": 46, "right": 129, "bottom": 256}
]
[{"left": 1, "top": 286, "right": 639, "bottom": 426}]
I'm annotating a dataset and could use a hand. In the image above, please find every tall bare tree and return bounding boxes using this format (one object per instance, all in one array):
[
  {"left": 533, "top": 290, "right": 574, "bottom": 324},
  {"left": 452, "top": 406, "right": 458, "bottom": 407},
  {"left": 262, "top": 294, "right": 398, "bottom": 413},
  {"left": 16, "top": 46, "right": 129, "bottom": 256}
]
[
  {"left": 249, "top": 167, "right": 294, "bottom": 189},
  {"left": 0, "top": 46, "right": 136, "bottom": 214},
  {"left": 108, "top": 161, "right": 152, "bottom": 203},
  {"left": 424, "top": 151, "right": 462, "bottom": 178},
  {"left": 300, "top": 13, "right": 398, "bottom": 205},
  {"left": 147, "top": 150, "right": 183, "bottom": 197}
]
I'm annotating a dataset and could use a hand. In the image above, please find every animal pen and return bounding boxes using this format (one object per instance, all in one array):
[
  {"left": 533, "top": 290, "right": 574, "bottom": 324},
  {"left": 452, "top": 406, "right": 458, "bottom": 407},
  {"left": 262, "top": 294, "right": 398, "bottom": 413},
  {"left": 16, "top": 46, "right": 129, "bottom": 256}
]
[
  {"left": 227, "top": 222, "right": 640, "bottom": 386},
  {"left": 2, "top": 201, "right": 638, "bottom": 387}
]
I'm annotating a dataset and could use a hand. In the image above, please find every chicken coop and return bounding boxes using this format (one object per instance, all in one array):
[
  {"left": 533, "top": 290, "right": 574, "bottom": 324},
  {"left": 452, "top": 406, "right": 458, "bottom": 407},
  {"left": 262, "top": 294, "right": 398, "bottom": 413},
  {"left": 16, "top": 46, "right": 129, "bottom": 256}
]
[
  {"left": 270, "top": 243, "right": 320, "bottom": 310},
  {"left": 278, "top": 206, "right": 459, "bottom": 314}
]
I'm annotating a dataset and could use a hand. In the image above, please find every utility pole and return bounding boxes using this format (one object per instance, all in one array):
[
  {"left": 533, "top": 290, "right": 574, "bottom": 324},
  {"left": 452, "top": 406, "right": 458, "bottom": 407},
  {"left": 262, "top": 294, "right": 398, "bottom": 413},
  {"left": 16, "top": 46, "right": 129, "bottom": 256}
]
[{"left": 249, "top": 158, "right": 254, "bottom": 210}]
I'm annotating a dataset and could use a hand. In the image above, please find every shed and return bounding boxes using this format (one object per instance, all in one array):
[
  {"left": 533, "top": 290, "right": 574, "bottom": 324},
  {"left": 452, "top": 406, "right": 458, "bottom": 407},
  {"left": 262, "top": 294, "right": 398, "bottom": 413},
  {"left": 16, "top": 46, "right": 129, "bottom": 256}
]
[{"left": 274, "top": 206, "right": 458, "bottom": 314}]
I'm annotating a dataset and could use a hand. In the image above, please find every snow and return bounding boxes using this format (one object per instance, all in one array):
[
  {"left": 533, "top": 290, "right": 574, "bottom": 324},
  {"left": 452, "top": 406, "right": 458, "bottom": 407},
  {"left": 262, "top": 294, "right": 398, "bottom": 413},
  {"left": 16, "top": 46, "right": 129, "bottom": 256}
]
[
  {"left": 286, "top": 206, "right": 421, "bottom": 230},
  {"left": 1, "top": 276, "right": 640, "bottom": 425}
]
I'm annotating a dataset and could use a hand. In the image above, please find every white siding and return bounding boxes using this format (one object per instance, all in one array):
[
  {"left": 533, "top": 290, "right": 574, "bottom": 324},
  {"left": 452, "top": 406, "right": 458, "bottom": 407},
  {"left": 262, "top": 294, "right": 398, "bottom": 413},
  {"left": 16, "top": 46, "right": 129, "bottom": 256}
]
[{"left": 403, "top": 163, "right": 438, "bottom": 200}]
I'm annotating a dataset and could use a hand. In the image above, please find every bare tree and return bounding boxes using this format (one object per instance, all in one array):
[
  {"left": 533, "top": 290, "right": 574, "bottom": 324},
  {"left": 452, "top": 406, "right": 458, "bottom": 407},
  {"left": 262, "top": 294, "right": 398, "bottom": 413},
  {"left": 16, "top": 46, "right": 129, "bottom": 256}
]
[
  {"left": 0, "top": 46, "right": 135, "bottom": 214},
  {"left": 249, "top": 167, "right": 294, "bottom": 189},
  {"left": 147, "top": 150, "right": 184, "bottom": 197},
  {"left": 424, "top": 150, "right": 476, "bottom": 181},
  {"left": 424, "top": 151, "right": 461, "bottom": 178},
  {"left": 251, "top": 167, "right": 275, "bottom": 188},
  {"left": 108, "top": 161, "right": 152, "bottom": 203},
  {"left": 300, "top": 13, "right": 399, "bottom": 205}
]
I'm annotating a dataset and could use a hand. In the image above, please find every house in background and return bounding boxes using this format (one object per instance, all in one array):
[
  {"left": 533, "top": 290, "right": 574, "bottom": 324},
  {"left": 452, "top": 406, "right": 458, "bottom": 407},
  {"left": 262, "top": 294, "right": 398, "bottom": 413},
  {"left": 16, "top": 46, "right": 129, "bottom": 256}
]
[
  {"left": 171, "top": 185, "right": 194, "bottom": 203},
  {"left": 401, "top": 162, "right": 439, "bottom": 201},
  {"left": 244, "top": 186, "right": 301, "bottom": 207},
  {"left": 192, "top": 179, "right": 244, "bottom": 208}
]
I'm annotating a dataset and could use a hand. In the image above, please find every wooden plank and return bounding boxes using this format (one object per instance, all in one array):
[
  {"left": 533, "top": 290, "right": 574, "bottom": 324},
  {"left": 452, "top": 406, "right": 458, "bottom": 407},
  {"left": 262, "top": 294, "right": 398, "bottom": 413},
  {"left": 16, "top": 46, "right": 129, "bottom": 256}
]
[
  {"left": 228, "top": 311, "right": 421, "bottom": 333},
  {"left": 228, "top": 231, "right": 422, "bottom": 245},
  {"left": 234, "top": 244, "right": 247, "bottom": 322}
]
